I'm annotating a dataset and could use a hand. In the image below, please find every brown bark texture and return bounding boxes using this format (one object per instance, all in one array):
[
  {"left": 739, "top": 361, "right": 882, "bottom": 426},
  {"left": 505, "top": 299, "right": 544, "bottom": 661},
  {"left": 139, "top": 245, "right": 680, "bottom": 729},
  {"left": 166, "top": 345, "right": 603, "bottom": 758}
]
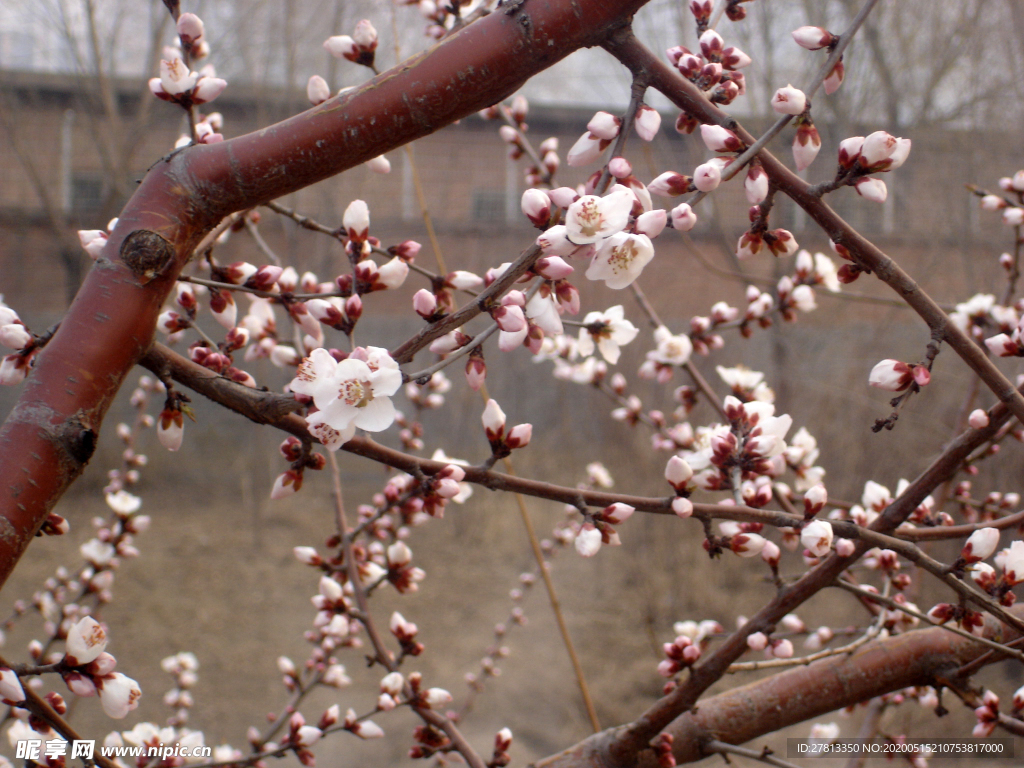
[{"left": 532, "top": 607, "right": 1024, "bottom": 767}]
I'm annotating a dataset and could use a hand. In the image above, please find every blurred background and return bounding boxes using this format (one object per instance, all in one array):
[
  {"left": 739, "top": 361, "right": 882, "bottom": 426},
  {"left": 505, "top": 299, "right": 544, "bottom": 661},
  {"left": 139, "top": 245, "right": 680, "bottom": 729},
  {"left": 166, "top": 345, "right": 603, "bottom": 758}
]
[{"left": 0, "top": 0, "right": 1023, "bottom": 765}]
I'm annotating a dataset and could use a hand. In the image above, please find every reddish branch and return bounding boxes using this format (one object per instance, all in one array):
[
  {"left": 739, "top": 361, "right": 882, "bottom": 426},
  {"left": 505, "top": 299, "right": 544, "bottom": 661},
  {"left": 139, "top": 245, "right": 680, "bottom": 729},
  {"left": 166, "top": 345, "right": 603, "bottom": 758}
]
[
  {"left": 532, "top": 605, "right": 1024, "bottom": 767},
  {"left": 0, "top": 0, "right": 650, "bottom": 589}
]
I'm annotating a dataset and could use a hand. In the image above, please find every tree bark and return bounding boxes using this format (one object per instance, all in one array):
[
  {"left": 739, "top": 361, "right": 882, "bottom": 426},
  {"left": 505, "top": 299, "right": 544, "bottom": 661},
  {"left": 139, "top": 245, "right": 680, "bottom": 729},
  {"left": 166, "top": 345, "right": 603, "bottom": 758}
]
[{"left": 532, "top": 606, "right": 1024, "bottom": 767}]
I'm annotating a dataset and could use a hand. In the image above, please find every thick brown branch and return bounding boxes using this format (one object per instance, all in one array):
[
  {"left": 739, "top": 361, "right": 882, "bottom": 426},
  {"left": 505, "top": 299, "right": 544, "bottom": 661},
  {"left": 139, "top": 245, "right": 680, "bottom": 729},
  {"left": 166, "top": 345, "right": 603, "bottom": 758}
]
[{"left": 532, "top": 606, "right": 1024, "bottom": 767}]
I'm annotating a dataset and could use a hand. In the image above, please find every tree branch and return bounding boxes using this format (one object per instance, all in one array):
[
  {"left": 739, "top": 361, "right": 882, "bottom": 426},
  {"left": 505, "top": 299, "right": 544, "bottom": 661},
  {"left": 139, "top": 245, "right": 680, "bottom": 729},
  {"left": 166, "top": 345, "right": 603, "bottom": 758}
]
[
  {"left": 531, "top": 605, "right": 1024, "bottom": 767},
  {"left": 0, "top": 0, "right": 650, "bottom": 588}
]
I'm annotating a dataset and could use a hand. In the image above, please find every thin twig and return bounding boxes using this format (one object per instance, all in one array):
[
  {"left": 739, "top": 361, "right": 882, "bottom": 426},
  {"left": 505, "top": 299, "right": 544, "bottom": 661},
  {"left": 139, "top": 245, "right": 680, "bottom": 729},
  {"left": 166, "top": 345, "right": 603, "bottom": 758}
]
[{"left": 704, "top": 739, "right": 803, "bottom": 768}]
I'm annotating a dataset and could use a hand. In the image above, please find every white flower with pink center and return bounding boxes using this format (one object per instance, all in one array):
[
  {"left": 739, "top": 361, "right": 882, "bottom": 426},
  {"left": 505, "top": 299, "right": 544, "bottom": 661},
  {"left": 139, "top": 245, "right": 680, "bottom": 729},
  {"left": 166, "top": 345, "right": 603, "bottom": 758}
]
[
  {"left": 290, "top": 347, "right": 402, "bottom": 449},
  {"left": 563, "top": 186, "right": 633, "bottom": 245},
  {"left": 577, "top": 305, "right": 638, "bottom": 364},
  {"left": 586, "top": 232, "right": 655, "bottom": 289}
]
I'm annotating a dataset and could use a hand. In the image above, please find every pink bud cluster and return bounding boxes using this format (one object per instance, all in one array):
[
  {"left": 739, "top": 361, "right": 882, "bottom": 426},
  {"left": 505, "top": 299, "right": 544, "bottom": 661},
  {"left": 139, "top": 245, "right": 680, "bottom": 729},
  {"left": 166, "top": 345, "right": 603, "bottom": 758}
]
[
  {"left": 658, "top": 634, "right": 702, "bottom": 678},
  {"left": 324, "top": 20, "right": 378, "bottom": 67},
  {"left": 666, "top": 29, "right": 749, "bottom": 107},
  {"left": 573, "top": 502, "right": 635, "bottom": 557},
  {"left": 973, "top": 690, "right": 1000, "bottom": 738},
  {"left": 61, "top": 617, "right": 142, "bottom": 719},
  {"left": 482, "top": 399, "right": 532, "bottom": 458}
]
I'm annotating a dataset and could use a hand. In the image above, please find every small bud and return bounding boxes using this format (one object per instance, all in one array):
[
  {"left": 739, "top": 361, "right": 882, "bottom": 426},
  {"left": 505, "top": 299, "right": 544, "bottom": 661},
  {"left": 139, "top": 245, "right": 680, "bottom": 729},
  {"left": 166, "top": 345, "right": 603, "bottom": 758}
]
[
  {"left": 961, "top": 528, "right": 999, "bottom": 564},
  {"left": 771, "top": 84, "right": 806, "bottom": 116},
  {"left": 306, "top": 75, "right": 330, "bottom": 106},
  {"left": 800, "top": 520, "right": 833, "bottom": 557},
  {"left": 968, "top": 409, "right": 990, "bottom": 429}
]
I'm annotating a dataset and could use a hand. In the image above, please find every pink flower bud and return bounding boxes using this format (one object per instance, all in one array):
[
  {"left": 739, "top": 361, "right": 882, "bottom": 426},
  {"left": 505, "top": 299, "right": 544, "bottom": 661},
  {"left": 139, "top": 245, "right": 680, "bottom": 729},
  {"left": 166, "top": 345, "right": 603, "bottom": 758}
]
[
  {"left": 0, "top": 668, "right": 25, "bottom": 705},
  {"left": 192, "top": 76, "right": 227, "bottom": 105},
  {"left": 521, "top": 188, "right": 552, "bottom": 227},
  {"left": 772, "top": 639, "right": 794, "bottom": 658},
  {"left": 534, "top": 256, "right": 574, "bottom": 280},
  {"left": 567, "top": 132, "right": 606, "bottom": 167},
  {"left": 689, "top": 0, "right": 712, "bottom": 22},
  {"left": 671, "top": 497, "right": 693, "bottom": 518},
  {"left": 343, "top": 199, "right": 370, "bottom": 242},
  {"left": 63, "top": 671, "right": 98, "bottom": 697},
  {"left": 732, "top": 533, "right": 766, "bottom": 557},
  {"left": 157, "top": 408, "right": 184, "bottom": 452},
  {"left": 700, "top": 124, "right": 743, "bottom": 153},
  {"left": 635, "top": 209, "right": 667, "bottom": 238},
  {"left": 665, "top": 456, "right": 693, "bottom": 490},
  {"left": 271, "top": 470, "right": 302, "bottom": 500},
  {"left": 296, "top": 726, "right": 323, "bottom": 747},
  {"left": 746, "top": 631, "right": 768, "bottom": 650},
  {"left": 692, "top": 162, "right": 721, "bottom": 192},
  {"left": 722, "top": 46, "right": 751, "bottom": 71},
  {"left": 587, "top": 111, "right": 621, "bottom": 141},
  {"left": 670, "top": 203, "right": 698, "bottom": 231},
  {"left": 482, "top": 399, "right": 507, "bottom": 441},
  {"left": 177, "top": 13, "right": 205, "bottom": 45},
  {"left": 493, "top": 304, "right": 526, "bottom": 333},
  {"left": 968, "top": 409, "right": 990, "bottom": 429},
  {"left": 634, "top": 105, "right": 661, "bottom": 142},
  {"left": 96, "top": 672, "right": 141, "bottom": 719},
  {"left": 984, "top": 333, "right": 1019, "bottom": 356},
  {"left": 465, "top": 355, "right": 486, "bottom": 390},
  {"left": 837, "top": 136, "right": 864, "bottom": 168},
  {"left": 495, "top": 727, "right": 513, "bottom": 752},
  {"left": 835, "top": 538, "right": 856, "bottom": 557},
  {"left": 608, "top": 156, "right": 632, "bottom": 178},
  {"left": 66, "top": 616, "right": 108, "bottom": 666},
  {"left": 854, "top": 177, "right": 887, "bottom": 203},
  {"left": 699, "top": 29, "right": 723, "bottom": 59},
  {"left": 506, "top": 423, "right": 532, "bottom": 449},
  {"left": 0, "top": 324, "right": 31, "bottom": 350},
  {"left": 353, "top": 18, "right": 378, "bottom": 49},
  {"left": 791, "top": 26, "right": 834, "bottom": 50},
  {"left": 792, "top": 123, "right": 821, "bottom": 171},
  {"left": 1003, "top": 208, "right": 1024, "bottom": 227},
  {"left": 601, "top": 503, "right": 635, "bottom": 525},
  {"left": 868, "top": 359, "right": 914, "bottom": 391},
  {"left": 510, "top": 94, "right": 528, "bottom": 124},
  {"left": 307, "top": 75, "right": 330, "bottom": 105},
  {"left": 961, "top": 527, "right": 999, "bottom": 563},
  {"left": 760, "top": 540, "right": 781, "bottom": 567},
  {"left": 575, "top": 524, "right": 602, "bottom": 557},
  {"left": 860, "top": 131, "right": 898, "bottom": 168},
  {"left": 744, "top": 166, "right": 769, "bottom": 204},
  {"left": 548, "top": 187, "right": 579, "bottom": 208},
  {"left": 800, "top": 520, "right": 833, "bottom": 557},
  {"left": 424, "top": 688, "right": 453, "bottom": 708},
  {"left": 771, "top": 84, "right": 806, "bottom": 115},
  {"left": 823, "top": 60, "right": 844, "bottom": 94},
  {"left": 413, "top": 289, "right": 437, "bottom": 319},
  {"left": 981, "top": 195, "right": 1006, "bottom": 211},
  {"left": 803, "top": 484, "right": 827, "bottom": 516},
  {"left": 649, "top": 172, "right": 691, "bottom": 197},
  {"left": 78, "top": 229, "right": 108, "bottom": 258}
]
